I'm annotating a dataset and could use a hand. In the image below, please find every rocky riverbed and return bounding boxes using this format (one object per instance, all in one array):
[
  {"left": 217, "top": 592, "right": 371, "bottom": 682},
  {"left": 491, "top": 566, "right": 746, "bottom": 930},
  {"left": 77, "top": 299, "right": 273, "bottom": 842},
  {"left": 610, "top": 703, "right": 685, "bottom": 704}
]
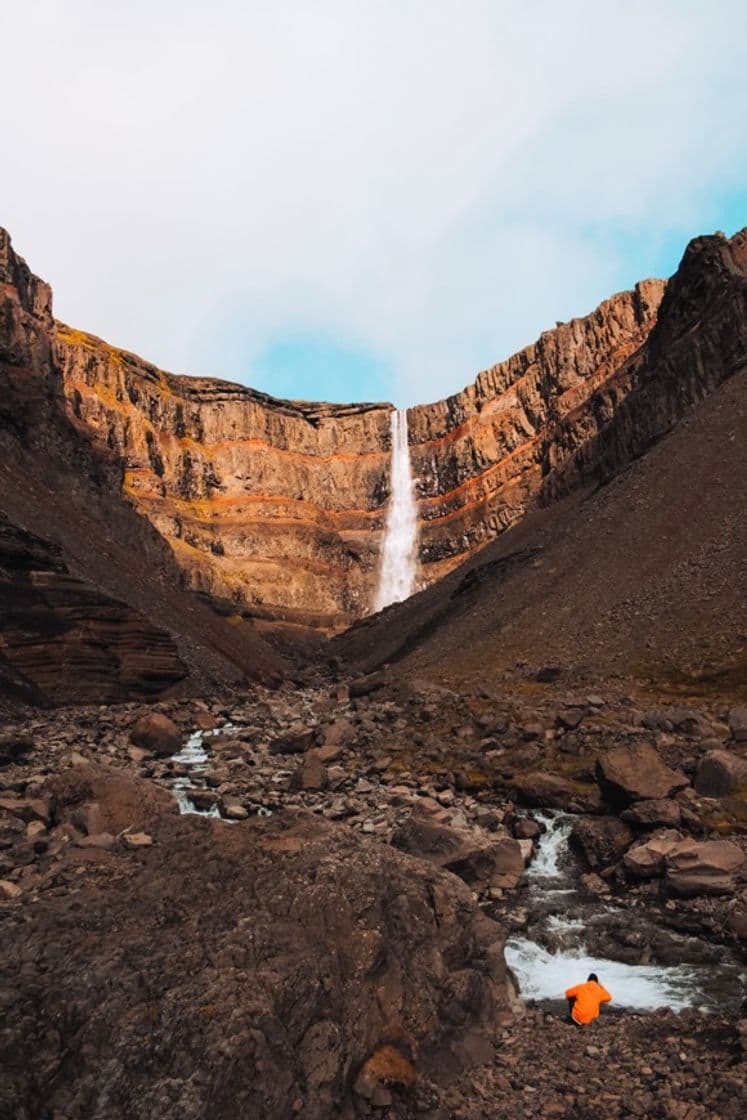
[{"left": 1, "top": 672, "right": 746, "bottom": 1117}]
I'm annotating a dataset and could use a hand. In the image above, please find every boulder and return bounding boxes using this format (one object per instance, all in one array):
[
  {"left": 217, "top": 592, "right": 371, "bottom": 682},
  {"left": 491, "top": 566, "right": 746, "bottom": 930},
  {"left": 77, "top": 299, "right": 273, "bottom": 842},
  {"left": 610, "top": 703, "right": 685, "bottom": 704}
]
[
  {"left": 621, "top": 799, "right": 682, "bottom": 829},
  {"left": 729, "top": 706, "right": 747, "bottom": 743},
  {"left": 268, "top": 726, "right": 316, "bottom": 755},
  {"left": 695, "top": 750, "right": 747, "bottom": 797},
  {"left": 510, "top": 772, "right": 600, "bottom": 812},
  {"left": 290, "top": 753, "right": 328, "bottom": 792},
  {"left": 390, "top": 816, "right": 524, "bottom": 891},
  {"left": 595, "top": 743, "right": 688, "bottom": 808},
  {"left": 569, "top": 817, "right": 634, "bottom": 870},
  {"left": 664, "top": 838, "right": 746, "bottom": 896},
  {"left": 0, "top": 798, "right": 508, "bottom": 1118},
  {"left": 129, "top": 713, "right": 181, "bottom": 757},
  {"left": 0, "top": 734, "right": 34, "bottom": 766},
  {"left": 44, "top": 764, "right": 177, "bottom": 836},
  {"left": 623, "top": 829, "right": 684, "bottom": 878}
]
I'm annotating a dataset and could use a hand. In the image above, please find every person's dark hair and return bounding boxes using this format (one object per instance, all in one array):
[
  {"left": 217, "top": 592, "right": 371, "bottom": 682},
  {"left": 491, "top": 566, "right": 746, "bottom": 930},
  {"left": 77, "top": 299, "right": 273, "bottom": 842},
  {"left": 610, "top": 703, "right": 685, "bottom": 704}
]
[{"left": 587, "top": 972, "right": 599, "bottom": 983}]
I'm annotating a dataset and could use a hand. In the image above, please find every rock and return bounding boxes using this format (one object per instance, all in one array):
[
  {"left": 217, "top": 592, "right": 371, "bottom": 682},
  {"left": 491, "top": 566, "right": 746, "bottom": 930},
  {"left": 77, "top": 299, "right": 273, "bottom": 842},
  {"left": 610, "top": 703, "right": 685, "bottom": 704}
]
[
  {"left": 0, "top": 879, "right": 22, "bottom": 900},
  {"left": 0, "top": 734, "right": 34, "bottom": 766},
  {"left": 621, "top": 799, "right": 682, "bottom": 829},
  {"left": 513, "top": 818, "right": 541, "bottom": 840},
  {"left": 694, "top": 750, "right": 747, "bottom": 797},
  {"left": 268, "top": 727, "right": 316, "bottom": 755},
  {"left": 511, "top": 772, "right": 600, "bottom": 812},
  {"left": 569, "top": 817, "right": 634, "bottom": 870},
  {"left": 186, "top": 789, "right": 219, "bottom": 811},
  {"left": 77, "top": 832, "right": 116, "bottom": 849},
  {"left": 121, "top": 831, "right": 154, "bottom": 849},
  {"left": 728, "top": 706, "right": 747, "bottom": 742},
  {"left": 130, "top": 713, "right": 181, "bottom": 757},
  {"left": 349, "top": 671, "right": 387, "bottom": 698},
  {"left": 219, "top": 796, "right": 249, "bottom": 820},
  {"left": 664, "top": 838, "right": 745, "bottom": 896},
  {"left": 595, "top": 743, "right": 688, "bottom": 807},
  {"left": 623, "top": 830, "right": 684, "bottom": 878},
  {"left": 0, "top": 796, "right": 50, "bottom": 825},
  {"left": 557, "top": 708, "right": 586, "bottom": 731},
  {"left": 290, "top": 754, "right": 328, "bottom": 792},
  {"left": 0, "top": 793, "right": 508, "bottom": 1117},
  {"left": 44, "top": 764, "right": 177, "bottom": 836},
  {"left": 390, "top": 817, "right": 524, "bottom": 891}
]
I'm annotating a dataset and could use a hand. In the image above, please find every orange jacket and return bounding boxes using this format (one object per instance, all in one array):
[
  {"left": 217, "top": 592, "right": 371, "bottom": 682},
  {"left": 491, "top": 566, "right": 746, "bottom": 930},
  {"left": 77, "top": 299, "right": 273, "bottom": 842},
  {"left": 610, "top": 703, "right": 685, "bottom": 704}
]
[{"left": 564, "top": 980, "right": 612, "bottom": 1024}]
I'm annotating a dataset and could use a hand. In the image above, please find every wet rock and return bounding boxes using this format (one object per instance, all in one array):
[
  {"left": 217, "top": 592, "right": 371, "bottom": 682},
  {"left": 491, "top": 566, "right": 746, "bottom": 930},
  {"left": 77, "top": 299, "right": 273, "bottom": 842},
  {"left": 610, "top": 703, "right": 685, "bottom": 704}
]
[
  {"left": 621, "top": 799, "right": 682, "bottom": 829},
  {"left": 694, "top": 750, "right": 747, "bottom": 797},
  {"left": 186, "top": 789, "right": 220, "bottom": 811},
  {"left": 569, "top": 816, "right": 634, "bottom": 870},
  {"left": 623, "top": 830, "right": 684, "bottom": 878},
  {"left": 513, "top": 818, "right": 541, "bottom": 840},
  {"left": 595, "top": 743, "right": 688, "bottom": 807},
  {"left": 728, "top": 706, "right": 747, "bottom": 742},
  {"left": 219, "top": 796, "right": 249, "bottom": 820},
  {"left": 664, "top": 838, "right": 745, "bottom": 896},
  {"left": 130, "top": 713, "right": 181, "bottom": 757}
]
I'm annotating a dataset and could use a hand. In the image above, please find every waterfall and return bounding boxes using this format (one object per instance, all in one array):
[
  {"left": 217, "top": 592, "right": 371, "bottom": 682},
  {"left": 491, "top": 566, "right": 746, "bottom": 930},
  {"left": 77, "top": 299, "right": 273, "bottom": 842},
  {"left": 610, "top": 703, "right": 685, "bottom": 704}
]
[{"left": 374, "top": 409, "right": 418, "bottom": 611}]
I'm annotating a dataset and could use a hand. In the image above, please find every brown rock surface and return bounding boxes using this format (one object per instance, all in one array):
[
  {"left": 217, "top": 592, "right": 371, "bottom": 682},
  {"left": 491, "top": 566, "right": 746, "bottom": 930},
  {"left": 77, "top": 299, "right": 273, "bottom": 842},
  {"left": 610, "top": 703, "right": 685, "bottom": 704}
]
[
  {"left": 623, "top": 829, "right": 685, "bottom": 878},
  {"left": 569, "top": 816, "right": 634, "bottom": 870},
  {"left": 595, "top": 743, "right": 688, "bottom": 808},
  {"left": 694, "top": 750, "right": 747, "bottom": 798},
  {"left": 130, "top": 712, "right": 182, "bottom": 756},
  {"left": 665, "top": 838, "right": 746, "bottom": 896},
  {"left": 0, "top": 770, "right": 508, "bottom": 1119}
]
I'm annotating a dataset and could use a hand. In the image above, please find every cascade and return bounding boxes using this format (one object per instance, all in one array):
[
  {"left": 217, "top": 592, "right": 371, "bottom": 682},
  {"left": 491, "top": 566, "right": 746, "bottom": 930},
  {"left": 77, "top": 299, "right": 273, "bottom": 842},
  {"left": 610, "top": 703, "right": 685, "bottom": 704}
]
[{"left": 374, "top": 408, "right": 418, "bottom": 611}]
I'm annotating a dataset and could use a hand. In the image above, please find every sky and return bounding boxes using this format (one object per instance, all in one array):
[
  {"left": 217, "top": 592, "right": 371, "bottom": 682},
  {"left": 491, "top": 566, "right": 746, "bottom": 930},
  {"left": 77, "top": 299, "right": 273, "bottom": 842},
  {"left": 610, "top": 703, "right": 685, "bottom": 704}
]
[{"left": 3, "top": 2, "right": 746, "bottom": 407}]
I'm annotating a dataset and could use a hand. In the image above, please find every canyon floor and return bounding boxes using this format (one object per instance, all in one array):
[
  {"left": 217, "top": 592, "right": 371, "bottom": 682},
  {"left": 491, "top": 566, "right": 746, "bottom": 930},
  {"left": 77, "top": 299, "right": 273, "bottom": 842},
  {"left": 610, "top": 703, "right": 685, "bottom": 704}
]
[{"left": 1, "top": 668, "right": 745, "bottom": 1118}]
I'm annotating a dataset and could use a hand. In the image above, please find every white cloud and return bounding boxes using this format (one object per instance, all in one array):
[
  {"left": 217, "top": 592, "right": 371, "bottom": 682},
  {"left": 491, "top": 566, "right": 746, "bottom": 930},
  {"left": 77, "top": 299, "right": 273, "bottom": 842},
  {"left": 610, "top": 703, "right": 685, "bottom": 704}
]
[{"left": 2, "top": 1, "right": 746, "bottom": 404}]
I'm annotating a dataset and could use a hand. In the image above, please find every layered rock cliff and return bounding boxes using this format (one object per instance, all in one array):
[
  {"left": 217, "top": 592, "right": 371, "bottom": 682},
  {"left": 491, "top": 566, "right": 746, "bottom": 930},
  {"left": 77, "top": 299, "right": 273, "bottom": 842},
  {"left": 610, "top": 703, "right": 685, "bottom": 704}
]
[
  {"left": 3, "top": 227, "right": 742, "bottom": 639},
  {"left": 0, "top": 229, "right": 674, "bottom": 630}
]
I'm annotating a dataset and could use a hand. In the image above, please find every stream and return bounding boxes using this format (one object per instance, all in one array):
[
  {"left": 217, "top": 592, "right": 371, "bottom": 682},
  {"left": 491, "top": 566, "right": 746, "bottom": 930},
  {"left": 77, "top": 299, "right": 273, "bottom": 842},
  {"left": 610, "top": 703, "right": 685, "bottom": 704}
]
[{"left": 504, "top": 813, "right": 746, "bottom": 1013}]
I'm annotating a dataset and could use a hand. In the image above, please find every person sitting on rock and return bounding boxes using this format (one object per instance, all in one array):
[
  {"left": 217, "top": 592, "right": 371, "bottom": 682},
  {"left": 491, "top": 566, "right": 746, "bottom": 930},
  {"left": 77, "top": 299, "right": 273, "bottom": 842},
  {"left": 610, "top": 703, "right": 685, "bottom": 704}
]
[{"left": 565, "top": 972, "right": 612, "bottom": 1026}]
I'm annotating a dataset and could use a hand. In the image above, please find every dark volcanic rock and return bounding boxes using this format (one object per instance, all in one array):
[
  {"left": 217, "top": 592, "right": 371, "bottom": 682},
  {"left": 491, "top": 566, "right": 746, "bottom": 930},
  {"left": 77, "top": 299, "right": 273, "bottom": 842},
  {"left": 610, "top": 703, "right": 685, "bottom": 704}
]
[
  {"left": 0, "top": 771, "right": 509, "bottom": 1120},
  {"left": 569, "top": 816, "right": 634, "bottom": 871}
]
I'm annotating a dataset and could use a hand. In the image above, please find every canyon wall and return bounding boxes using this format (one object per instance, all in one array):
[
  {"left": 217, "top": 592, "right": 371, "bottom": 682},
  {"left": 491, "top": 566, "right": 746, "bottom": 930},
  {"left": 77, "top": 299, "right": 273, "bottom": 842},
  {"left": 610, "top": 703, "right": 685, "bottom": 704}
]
[{"left": 3, "top": 229, "right": 670, "bottom": 629}]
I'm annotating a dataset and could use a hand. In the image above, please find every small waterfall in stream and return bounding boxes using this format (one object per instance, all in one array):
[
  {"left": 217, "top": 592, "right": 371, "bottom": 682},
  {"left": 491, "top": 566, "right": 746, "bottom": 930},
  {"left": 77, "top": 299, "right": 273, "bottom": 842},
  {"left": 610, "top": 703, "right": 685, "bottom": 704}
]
[
  {"left": 374, "top": 408, "right": 418, "bottom": 611},
  {"left": 505, "top": 812, "right": 746, "bottom": 1013}
]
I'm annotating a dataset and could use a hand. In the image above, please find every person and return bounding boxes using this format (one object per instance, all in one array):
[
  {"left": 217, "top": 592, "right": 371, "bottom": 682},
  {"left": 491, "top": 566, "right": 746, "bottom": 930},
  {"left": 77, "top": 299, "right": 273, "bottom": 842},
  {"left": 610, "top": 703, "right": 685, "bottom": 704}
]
[{"left": 564, "top": 972, "right": 612, "bottom": 1026}]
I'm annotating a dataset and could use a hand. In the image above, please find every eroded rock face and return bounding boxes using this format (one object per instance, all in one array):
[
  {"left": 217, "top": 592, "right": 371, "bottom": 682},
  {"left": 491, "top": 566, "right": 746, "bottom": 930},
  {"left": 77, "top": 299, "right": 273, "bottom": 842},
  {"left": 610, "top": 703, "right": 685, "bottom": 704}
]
[
  {"left": 0, "top": 768, "right": 509, "bottom": 1119},
  {"left": 3, "top": 227, "right": 746, "bottom": 632}
]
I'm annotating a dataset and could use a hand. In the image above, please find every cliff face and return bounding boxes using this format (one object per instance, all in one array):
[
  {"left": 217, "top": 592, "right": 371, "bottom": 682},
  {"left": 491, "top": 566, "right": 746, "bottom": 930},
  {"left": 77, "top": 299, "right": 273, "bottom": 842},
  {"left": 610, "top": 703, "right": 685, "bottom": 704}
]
[
  {"left": 3, "top": 227, "right": 742, "bottom": 637},
  {"left": 12, "top": 236, "right": 665, "bottom": 630}
]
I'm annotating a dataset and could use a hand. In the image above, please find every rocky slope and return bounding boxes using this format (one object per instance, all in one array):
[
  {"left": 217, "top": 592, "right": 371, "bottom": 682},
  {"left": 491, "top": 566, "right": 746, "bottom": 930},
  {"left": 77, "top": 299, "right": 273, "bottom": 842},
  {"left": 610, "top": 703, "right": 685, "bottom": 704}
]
[
  {"left": 0, "top": 230, "right": 288, "bottom": 704},
  {"left": 2, "top": 227, "right": 675, "bottom": 633},
  {"left": 335, "top": 229, "right": 747, "bottom": 696}
]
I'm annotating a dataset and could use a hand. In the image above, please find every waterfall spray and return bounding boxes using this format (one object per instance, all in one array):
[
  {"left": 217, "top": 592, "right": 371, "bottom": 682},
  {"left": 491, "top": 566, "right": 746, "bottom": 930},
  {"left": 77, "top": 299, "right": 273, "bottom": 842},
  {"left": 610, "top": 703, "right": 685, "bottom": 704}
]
[{"left": 374, "top": 408, "right": 418, "bottom": 611}]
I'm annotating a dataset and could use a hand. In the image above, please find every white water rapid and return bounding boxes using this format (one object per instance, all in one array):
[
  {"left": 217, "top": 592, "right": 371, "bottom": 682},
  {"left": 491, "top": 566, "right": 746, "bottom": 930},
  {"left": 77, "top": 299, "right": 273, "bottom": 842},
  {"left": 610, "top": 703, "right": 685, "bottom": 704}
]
[{"left": 374, "top": 408, "right": 419, "bottom": 611}]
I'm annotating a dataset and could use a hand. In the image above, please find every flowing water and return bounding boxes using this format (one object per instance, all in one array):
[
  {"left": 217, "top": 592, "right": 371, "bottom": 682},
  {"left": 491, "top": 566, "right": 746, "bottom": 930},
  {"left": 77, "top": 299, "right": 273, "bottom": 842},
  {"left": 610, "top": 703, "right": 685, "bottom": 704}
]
[
  {"left": 374, "top": 408, "right": 418, "bottom": 610},
  {"left": 505, "top": 812, "right": 746, "bottom": 1013}
]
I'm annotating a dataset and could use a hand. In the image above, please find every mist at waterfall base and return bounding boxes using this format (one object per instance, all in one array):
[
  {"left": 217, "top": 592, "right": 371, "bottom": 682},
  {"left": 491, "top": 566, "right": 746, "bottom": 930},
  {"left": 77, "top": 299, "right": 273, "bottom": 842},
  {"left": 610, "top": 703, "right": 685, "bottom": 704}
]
[{"left": 374, "top": 409, "right": 419, "bottom": 611}]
